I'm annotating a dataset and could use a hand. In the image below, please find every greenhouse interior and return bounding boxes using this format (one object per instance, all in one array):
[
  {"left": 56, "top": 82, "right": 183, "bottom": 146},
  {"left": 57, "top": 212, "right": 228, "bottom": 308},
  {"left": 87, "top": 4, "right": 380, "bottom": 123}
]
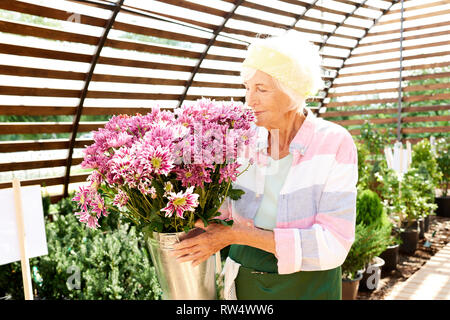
[{"left": 0, "top": 0, "right": 449, "bottom": 302}]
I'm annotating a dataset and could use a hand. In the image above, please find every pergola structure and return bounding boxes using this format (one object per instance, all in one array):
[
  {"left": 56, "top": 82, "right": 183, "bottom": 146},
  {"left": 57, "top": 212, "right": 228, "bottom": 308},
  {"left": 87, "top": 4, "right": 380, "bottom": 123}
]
[{"left": 0, "top": 0, "right": 448, "bottom": 203}]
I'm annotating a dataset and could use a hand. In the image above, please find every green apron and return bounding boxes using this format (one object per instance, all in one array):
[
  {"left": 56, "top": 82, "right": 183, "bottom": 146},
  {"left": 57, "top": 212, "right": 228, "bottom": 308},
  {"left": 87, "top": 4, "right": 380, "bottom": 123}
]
[{"left": 228, "top": 244, "right": 342, "bottom": 300}]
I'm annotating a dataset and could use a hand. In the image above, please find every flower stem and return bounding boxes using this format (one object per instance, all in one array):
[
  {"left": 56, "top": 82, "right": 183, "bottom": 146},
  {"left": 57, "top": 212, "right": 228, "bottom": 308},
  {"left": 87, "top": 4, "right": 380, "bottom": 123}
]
[{"left": 236, "top": 162, "right": 251, "bottom": 178}]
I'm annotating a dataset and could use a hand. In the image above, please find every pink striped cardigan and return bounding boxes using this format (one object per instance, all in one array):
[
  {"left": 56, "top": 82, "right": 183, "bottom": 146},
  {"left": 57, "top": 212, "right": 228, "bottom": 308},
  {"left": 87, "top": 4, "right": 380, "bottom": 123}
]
[{"left": 219, "top": 107, "right": 358, "bottom": 274}]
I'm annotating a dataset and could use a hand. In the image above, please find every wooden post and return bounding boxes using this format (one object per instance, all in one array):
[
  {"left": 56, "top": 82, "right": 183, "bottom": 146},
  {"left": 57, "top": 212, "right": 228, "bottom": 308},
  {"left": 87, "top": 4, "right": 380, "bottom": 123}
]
[{"left": 12, "top": 178, "right": 34, "bottom": 300}]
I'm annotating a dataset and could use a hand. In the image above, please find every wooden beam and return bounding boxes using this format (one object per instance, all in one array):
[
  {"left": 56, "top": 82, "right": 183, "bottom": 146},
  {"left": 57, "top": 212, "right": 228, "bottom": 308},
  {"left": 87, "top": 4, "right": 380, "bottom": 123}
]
[
  {"left": 0, "top": 139, "right": 93, "bottom": 153},
  {"left": 0, "top": 158, "right": 83, "bottom": 172},
  {"left": 0, "top": 174, "right": 90, "bottom": 190}
]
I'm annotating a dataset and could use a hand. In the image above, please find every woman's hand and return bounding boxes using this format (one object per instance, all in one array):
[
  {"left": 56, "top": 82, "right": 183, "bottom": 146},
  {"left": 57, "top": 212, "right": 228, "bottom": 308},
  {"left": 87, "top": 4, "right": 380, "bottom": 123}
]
[{"left": 171, "top": 214, "right": 256, "bottom": 267}]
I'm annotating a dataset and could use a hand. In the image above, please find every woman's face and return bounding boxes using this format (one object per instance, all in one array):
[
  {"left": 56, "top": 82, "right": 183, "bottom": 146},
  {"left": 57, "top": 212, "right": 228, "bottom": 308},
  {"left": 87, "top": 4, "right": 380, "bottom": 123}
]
[{"left": 244, "top": 70, "right": 293, "bottom": 130}]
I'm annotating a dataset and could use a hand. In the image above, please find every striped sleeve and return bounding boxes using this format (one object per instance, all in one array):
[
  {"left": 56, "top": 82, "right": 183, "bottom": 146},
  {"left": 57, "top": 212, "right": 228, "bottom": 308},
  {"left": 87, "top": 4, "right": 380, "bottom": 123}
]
[{"left": 274, "top": 132, "right": 358, "bottom": 274}]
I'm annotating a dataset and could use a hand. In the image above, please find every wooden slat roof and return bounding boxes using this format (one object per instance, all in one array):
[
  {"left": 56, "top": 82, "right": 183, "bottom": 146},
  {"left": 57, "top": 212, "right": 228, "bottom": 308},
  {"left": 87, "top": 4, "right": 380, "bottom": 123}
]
[{"left": 0, "top": 0, "right": 448, "bottom": 201}]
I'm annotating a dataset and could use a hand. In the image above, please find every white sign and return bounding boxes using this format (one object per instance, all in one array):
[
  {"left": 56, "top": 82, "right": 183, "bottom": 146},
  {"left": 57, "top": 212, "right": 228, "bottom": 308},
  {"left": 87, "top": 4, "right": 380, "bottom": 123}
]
[
  {"left": 0, "top": 184, "right": 48, "bottom": 266},
  {"left": 384, "top": 141, "right": 412, "bottom": 179}
]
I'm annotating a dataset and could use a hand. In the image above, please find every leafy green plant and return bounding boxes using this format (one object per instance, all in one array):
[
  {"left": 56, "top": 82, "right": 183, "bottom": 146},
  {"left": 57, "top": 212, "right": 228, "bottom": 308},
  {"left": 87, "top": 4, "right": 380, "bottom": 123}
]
[
  {"left": 37, "top": 211, "right": 161, "bottom": 299},
  {"left": 342, "top": 223, "right": 391, "bottom": 280},
  {"left": 41, "top": 187, "right": 51, "bottom": 217},
  {"left": 375, "top": 139, "right": 440, "bottom": 230},
  {"left": 411, "top": 139, "right": 442, "bottom": 199},
  {"left": 0, "top": 195, "right": 162, "bottom": 300},
  {"left": 358, "top": 121, "right": 393, "bottom": 194},
  {"left": 56, "top": 191, "right": 77, "bottom": 216},
  {"left": 399, "top": 168, "right": 437, "bottom": 228},
  {"left": 435, "top": 137, "right": 449, "bottom": 197},
  {"left": 359, "top": 121, "right": 392, "bottom": 155},
  {"left": 375, "top": 166, "right": 400, "bottom": 211},
  {"left": 355, "top": 142, "right": 372, "bottom": 192},
  {"left": 356, "top": 189, "right": 384, "bottom": 227},
  {"left": 0, "top": 262, "right": 23, "bottom": 299}
]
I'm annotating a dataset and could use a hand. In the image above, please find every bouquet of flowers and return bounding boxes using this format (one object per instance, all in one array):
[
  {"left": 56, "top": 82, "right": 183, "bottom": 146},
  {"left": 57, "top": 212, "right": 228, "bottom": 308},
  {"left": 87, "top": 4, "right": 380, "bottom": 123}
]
[{"left": 72, "top": 98, "right": 256, "bottom": 233}]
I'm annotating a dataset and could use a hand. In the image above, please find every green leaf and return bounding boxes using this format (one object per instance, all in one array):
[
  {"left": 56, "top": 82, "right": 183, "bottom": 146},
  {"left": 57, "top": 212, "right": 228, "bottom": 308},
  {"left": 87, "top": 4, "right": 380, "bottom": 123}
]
[
  {"left": 199, "top": 215, "right": 208, "bottom": 228},
  {"left": 227, "top": 188, "right": 245, "bottom": 200},
  {"left": 210, "top": 218, "right": 234, "bottom": 227}
]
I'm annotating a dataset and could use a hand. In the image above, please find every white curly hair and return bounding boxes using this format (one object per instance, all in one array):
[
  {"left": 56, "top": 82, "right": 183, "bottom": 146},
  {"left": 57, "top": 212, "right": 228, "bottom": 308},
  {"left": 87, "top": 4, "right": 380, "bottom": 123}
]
[{"left": 241, "top": 29, "right": 324, "bottom": 112}]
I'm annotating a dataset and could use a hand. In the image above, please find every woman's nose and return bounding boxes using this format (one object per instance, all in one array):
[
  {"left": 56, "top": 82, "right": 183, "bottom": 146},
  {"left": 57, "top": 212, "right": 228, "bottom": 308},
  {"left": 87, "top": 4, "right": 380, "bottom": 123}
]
[{"left": 246, "top": 91, "right": 258, "bottom": 107}]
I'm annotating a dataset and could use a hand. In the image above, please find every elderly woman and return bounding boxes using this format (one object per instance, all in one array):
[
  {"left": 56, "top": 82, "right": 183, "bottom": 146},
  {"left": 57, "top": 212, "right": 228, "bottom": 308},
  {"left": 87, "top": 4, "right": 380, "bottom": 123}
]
[{"left": 172, "top": 30, "right": 358, "bottom": 300}]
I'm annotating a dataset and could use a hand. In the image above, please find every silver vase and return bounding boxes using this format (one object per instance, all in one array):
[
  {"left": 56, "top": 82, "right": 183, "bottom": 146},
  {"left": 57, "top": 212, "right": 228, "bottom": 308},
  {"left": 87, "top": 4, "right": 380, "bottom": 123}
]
[{"left": 145, "top": 230, "right": 216, "bottom": 300}]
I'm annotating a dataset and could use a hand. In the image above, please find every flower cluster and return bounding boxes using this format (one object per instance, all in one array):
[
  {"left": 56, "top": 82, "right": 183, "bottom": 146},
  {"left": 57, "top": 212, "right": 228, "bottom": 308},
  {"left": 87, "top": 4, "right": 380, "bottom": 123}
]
[{"left": 73, "top": 99, "right": 255, "bottom": 232}]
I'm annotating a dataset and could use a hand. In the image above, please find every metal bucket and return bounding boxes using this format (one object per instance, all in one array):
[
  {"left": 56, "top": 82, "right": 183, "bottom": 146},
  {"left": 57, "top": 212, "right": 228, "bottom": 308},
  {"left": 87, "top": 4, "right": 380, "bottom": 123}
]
[{"left": 144, "top": 230, "right": 216, "bottom": 300}]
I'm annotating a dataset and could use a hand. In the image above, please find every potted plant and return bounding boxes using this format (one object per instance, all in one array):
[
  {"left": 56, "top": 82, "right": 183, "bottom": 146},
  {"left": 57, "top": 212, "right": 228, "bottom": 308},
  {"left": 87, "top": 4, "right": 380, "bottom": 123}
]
[
  {"left": 355, "top": 191, "right": 392, "bottom": 291},
  {"left": 415, "top": 196, "right": 437, "bottom": 238},
  {"left": 375, "top": 166, "right": 404, "bottom": 271},
  {"left": 374, "top": 165, "right": 418, "bottom": 255},
  {"left": 401, "top": 165, "right": 438, "bottom": 241},
  {"left": 379, "top": 234, "right": 402, "bottom": 272},
  {"left": 342, "top": 223, "right": 390, "bottom": 299},
  {"left": 435, "top": 137, "right": 449, "bottom": 217},
  {"left": 395, "top": 168, "right": 435, "bottom": 254}
]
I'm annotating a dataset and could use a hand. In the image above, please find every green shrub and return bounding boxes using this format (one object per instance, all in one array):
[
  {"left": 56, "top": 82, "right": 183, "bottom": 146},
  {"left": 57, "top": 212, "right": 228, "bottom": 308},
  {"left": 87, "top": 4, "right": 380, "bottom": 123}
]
[
  {"left": 435, "top": 137, "right": 449, "bottom": 197},
  {"left": 356, "top": 189, "right": 384, "bottom": 227},
  {"left": 376, "top": 148, "right": 439, "bottom": 228},
  {"left": 401, "top": 167, "right": 438, "bottom": 226},
  {"left": 56, "top": 191, "right": 77, "bottom": 216},
  {"left": 355, "top": 142, "right": 371, "bottom": 191},
  {"left": 342, "top": 223, "right": 391, "bottom": 280},
  {"left": 41, "top": 191, "right": 51, "bottom": 217},
  {"left": 0, "top": 262, "right": 23, "bottom": 299},
  {"left": 0, "top": 196, "right": 162, "bottom": 300},
  {"left": 412, "top": 139, "right": 442, "bottom": 191}
]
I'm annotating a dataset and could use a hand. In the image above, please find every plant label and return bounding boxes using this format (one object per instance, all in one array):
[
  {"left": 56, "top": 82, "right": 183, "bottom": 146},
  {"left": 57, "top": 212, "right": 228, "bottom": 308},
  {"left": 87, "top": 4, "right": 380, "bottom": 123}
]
[{"left": 0, "top": 185, "right": 48, "bottom": 265}]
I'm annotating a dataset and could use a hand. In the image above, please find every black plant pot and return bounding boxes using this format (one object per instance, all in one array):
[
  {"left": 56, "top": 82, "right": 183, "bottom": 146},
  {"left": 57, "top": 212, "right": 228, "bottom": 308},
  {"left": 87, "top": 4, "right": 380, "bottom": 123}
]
[
  {"left": 359, "top": 257, "right": 385, "bottom": 292},
  {"left": 400, "top": 228, "right": 419, "bottom": 255},
  {"left": 435, "top": 196, "right": 450, "bottom": 217},
  {"left": 424, "top": 215, "right": 430, "bottom": 233},
  {"left": 402, "top": 219, "right": 424, "bottom": 237},
  {"left": 379, "top": 244, "right": 399, "bottom": 272},
  {"left": 418, "top": 218, "right": 425, "bottom": 239}
]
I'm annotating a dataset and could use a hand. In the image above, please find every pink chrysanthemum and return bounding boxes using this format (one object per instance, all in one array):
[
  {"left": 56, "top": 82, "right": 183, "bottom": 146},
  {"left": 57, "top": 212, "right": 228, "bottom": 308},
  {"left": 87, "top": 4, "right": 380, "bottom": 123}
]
[
  {"left": 74, "top": 98, "right": 257, "bottom": 231},
  {"left": 107, "top": 131, "right": 133, "bottom": 149},
  {"left": 72, "top": 185, "right": 93, "bottom": 213},
  {"left": 161, "top": 186, "right": 199, "bottom": 219},
  {"left": 75, "top": 211, "right": 100, "bottom": 229},
  {"left": 219, "top": 162, "right": 241, "bottom": 183},
  {"left": 108, "top": 146, "right": 134, "bottom": 186},
  {"left": 138, "top": 178, "right": 157, "bottom": 198},
  {"left": 91, "top": 192, "right": 108, "bottom": 218},
  {"left": 72, "top": 186, "right": 107, "bottom": 229},
  {"left": 140, "top": 145, "right": 174, "bottom": 176},
  {"left": 113, "top": 189, "right": 129, "bottom": 208},
  {"left": 174, "top": 165, "right": 213, "bottom": 187}
]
